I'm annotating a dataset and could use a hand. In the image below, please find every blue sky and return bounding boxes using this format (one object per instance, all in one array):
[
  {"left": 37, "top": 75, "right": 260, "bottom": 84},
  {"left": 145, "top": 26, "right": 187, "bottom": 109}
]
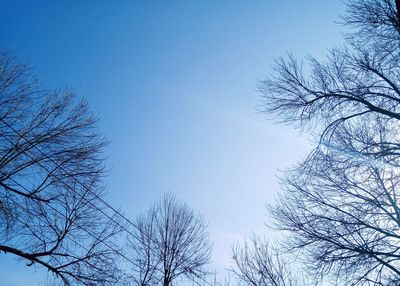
[{"left": 0, "top": 1, "right": 345, "bottom": 284}]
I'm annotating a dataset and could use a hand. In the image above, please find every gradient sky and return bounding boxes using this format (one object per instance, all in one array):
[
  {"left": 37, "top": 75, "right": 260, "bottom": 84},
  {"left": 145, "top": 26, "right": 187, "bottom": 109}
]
[{"left": 0, "top": 1, "right": 345, "bottom": 285}]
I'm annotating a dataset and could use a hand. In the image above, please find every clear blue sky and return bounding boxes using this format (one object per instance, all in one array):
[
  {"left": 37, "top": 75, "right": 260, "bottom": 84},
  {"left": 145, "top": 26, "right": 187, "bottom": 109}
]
[{"left": 0, "top": 1, "right": 345, "bottom": 285}]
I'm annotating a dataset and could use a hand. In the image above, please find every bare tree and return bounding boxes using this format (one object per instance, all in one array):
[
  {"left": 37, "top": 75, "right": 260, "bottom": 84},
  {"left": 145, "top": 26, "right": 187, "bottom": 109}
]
[
  {"left": 269, "top": 128, "right": 400, "bottom": 285},
  {"left": 258, "top": 0, "right": 400, "bottom": 285},
  {"left": 0, "top": 52, "right": 123, "bottom": 285},
  {"left": 259, "top": 1, "right": 400, "bottom": 158},
  {"left": 341, "top": 0, "right": 400, "bottom": 49},
  {"left": 129, "top": 193, "right": 212, "bottom": 286},
  {"left": 232, "top": 236, "right": 311, "bottom": 286}
]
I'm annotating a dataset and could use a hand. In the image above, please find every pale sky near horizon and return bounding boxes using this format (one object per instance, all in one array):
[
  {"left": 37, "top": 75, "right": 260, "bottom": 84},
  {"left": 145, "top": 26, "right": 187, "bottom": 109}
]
[{"left": 0, "top": 1, "right": 345, "bottom": 285}]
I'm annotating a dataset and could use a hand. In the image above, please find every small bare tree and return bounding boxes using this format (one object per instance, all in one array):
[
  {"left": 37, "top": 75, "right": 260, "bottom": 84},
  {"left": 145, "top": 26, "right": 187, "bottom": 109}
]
[
  {"left": 232, "top": 236, "right": 311, "bottom": 286},
  {"left": 0, "top": 52, "right": 123, "bottom": 285},
  {"left": 129, "top": 193, "right": 212, "bottom": 286}
]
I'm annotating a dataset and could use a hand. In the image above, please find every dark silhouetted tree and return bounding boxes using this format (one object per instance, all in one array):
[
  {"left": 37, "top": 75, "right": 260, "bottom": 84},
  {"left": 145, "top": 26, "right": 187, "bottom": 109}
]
[
  {"left": 129, "top": 193, "right": 212, "bottom": 286},
  {"left": 260, "top": 0, "right": 400, "bottom": 163},
  {"left": 0, "top": 52, "right": 123, "bottom": 286},
  {"left": 259, "top": 0, "right": 400, "bottom": 285}
]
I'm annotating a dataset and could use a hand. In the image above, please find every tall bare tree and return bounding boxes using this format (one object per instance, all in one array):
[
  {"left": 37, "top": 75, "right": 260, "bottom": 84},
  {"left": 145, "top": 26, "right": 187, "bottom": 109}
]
[
  {"left": 259, "top": 0, "right": 400, "bottom": 285},
  {"left": 129, "top": 193, "right": 212, "bottom": 286},
  {"left": 0, "top": 52, "right": 123, "bottom": 285}
]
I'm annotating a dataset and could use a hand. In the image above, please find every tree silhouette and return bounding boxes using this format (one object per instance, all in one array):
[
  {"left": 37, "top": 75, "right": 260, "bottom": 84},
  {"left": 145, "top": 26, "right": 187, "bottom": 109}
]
[
  {"left": 129, "top": 193, "right": 212, "bottom": 286},
  {"left": 0, "top": 52, "right": 123, "bottom": 286},
  {"left": 260, "top": 0, "right": 400, "bottom": 284}
]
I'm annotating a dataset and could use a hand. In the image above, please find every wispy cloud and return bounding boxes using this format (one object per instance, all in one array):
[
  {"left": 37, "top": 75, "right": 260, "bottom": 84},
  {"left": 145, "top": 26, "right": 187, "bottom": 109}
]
[{"left": 171, "top": 89, "right": 307, "bottom": 146}]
